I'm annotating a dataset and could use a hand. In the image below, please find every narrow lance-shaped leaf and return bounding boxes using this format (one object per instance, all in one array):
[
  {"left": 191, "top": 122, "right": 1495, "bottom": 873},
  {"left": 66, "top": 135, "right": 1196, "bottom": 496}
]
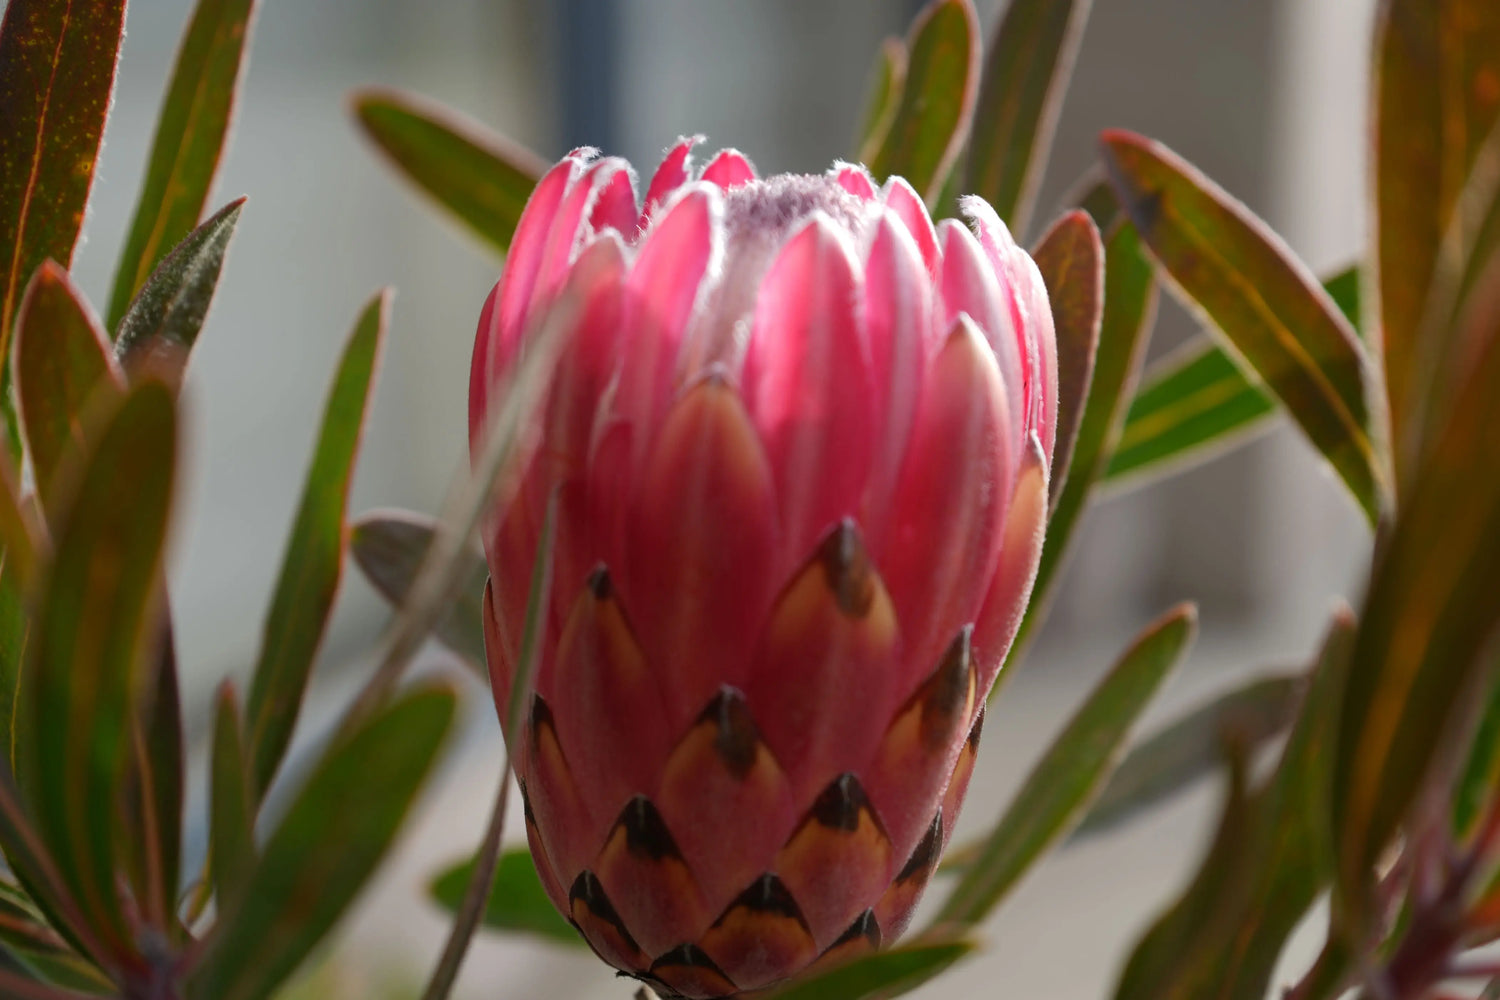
[
  {"left": 0, "top": 570, "right": 29, "bottom": 800},
  {"left": 1112, "top": 610, "right": 1354, "bottom": 1000},
  {"left": 1030, "top": 210, "right": 1103, "bottom": 506},
  {"left": 187, "top": 684, "right": 455, "bottom": 1000},
  {"left": 245, "top": 290, "right": 387, "bottom": 798},
  {"left": 966, "top": 0, "right": 1093, "bottom": 237},
  {"left": 208, "top": 682, "right": 253, "bottom": 909},
  {"left": 115, "top": 197, "right": 245, "bottom": 384},
  {"left": 1104, "top": 265, "right": 1363, "bottom": 488},
  {"left": 1332, "top": 262, "right": 1500, "bottom": 929},
  {"left": 0, "top": 450, "right": 39, "bottom": 785},
  {"left": 0, "top": 0, "right": 125, "bottom": 345},
  {"left": 352, "top": 89, "right": 546, "bottom": 256},
  {"left": 1008, "top": 219, "right": 1156, "bottom": 662},
  {"left": 1373, "top": 0, "right": 1500, "bottom": 480},
  {"left": 866, "top": 0, "right": 980, "bottom": 205},
  {"left": 933, "top": 603, "right": 1196, "bottom": 928},
  {"left": 1101, "top": 131, "right": 1388, "bottom": 525},
  {"left": 1107, "top": 339, "right": 1275, "bottom": 487},
  {"left": 116, "top": 617, "right": 186, "bottom": 937},
  {"left": 854, "top": 37, "right": 907, "bottom": 165},
  {"left": 429, "top": 849, "right": 580, "bottom": 947},
  {"left": 1072, "top": 671, "right": 1305, "bottom": 841},
  {"left": 349, "top": 510, "right": 487, "bottom": 672},
  {"left": 1452, "top": 648, "right": 1500, "bottom": 841},
  {"left": 0, "top": 437, "right": 41, "bottom": 594},
  {"left": 760, "top": 940, "right": 974, "bottom": 1000},
  {"left": 0, "top": 881, "right": 111, "bottom": 993},
  {"left": 25, "top": 381, "right": 177, "bottom": 963},
  {"left": 13, "top": 262, "right": 123, "bottom": 516},
  {"left": 0, "top": 769, "right": 101, "bottom": 970},
  {"left": 1412, "top": 118, "right": 1500, "bottom": 466},
  {"left": 946, "top": 671, "right": 1305, "bottom": 872},
  {"left": 106, "top": 0, "right": 258, "bottom": 330},
  {"left": 339, "top": 274, "right": 578, "bottom": 725}
]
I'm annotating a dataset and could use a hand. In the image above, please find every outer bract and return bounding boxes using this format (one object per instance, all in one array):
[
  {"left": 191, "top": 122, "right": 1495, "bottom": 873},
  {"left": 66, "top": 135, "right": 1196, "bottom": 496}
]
[{"left": 470, "top": 138, "right": 1056, "bottom": 999}]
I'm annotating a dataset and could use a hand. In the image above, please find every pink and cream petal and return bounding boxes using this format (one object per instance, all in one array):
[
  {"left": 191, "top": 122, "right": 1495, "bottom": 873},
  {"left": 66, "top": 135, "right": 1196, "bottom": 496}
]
[
  {"left": 971, "top": 434, "right": 1049, "bottom": 693},
  {"left": 863, "top": 628, "right": 976, "bottom": 865},
  {"left": 655, "top": 688, "right": 799, "bottom": 914},
  {"left": 551, "top": 569, "right": 674, "bottom": 824},
  {"left": 743, "top": 521, "right": 901, "bottom": 808},
  {"left": 593, "top": 796, "right": 713, "bottom": 959},
  {"left": 615, "top": 184, "right": 721, "bottom": 459},
  {"left": 861, "top": 211, "right": 933, "bottom": 542},
  {"left": 701, "top": 148, "right": 758, "bottom": 190},
  {"left": 882, "top": 316, "right": 1015, "bottom": 684},
  {"left": 880, "top": 176, "right": 939, "bottom": 274},
  {"left": 936, "top": 218, "right": 1026, "bottom": 442},
  {"left": 742, "top": 216, "right": 875, "bottom": 568},
  {"left": 623, "top": 377, "right": 780, "bottom": 733},
  {"left": 832, "top": 162, "right": 877, "bottom": 201},
  {"left": 640, "top": 134, "right": 704, "bottom": 229},
  {"left": 963, "top": 197, "right": 1059, "bottom": 458}
]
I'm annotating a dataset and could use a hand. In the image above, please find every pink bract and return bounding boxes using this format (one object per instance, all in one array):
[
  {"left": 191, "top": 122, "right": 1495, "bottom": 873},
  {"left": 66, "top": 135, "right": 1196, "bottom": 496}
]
[{"left": 470, "top": 137, "right": 1056, "bottom": 999}]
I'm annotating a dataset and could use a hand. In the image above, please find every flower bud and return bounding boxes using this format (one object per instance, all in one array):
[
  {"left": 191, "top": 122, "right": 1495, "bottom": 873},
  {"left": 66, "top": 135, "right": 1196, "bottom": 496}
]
[{"left": 470, "top": 139, "right": 1055, "bottom": 998}]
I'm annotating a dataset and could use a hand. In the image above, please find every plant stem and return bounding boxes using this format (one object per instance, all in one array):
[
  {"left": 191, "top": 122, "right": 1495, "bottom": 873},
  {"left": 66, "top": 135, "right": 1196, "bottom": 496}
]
[{"left": 417, "top": 763, "right": 512, "bottom": 1000}]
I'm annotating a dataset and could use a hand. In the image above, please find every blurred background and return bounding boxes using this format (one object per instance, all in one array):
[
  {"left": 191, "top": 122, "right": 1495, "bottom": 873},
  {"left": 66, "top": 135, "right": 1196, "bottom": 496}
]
[{"left": 68, "top": 0, "right": 1376, "bottom": 996}]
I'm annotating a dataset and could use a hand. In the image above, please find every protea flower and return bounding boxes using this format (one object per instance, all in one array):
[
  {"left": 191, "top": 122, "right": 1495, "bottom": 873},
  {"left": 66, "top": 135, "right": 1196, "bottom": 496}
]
[{"left": 470, "top": 138, "right": 1056, "bottom": 999}]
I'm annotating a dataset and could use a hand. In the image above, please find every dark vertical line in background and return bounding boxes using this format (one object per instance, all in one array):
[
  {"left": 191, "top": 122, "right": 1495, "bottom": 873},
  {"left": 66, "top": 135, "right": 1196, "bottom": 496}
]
[{"left": 554, "top": 0, "right": 619, "bottom": 154}]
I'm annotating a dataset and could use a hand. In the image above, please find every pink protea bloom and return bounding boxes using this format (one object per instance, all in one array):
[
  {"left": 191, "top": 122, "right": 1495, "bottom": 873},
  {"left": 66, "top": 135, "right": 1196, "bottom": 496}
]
[{"left": 470, "top": 138, "right": 1056, "bottom": 999}]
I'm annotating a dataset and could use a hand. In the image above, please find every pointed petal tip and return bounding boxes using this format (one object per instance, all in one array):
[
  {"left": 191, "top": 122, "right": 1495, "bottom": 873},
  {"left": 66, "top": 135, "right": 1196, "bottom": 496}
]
[
  {"left": 831, "top": 161, "right": 878, "bottom": 200},
  {"left": 702, "top": 148, "right": 758, "bottom": 190}
]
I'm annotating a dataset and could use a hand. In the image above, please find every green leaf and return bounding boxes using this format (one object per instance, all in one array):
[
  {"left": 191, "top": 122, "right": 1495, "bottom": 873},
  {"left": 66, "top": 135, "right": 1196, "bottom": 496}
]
[
  {"left": 428, "top": 849, "right": 579, "bottom": 947},
  {"left": 1322, "top": 265, "right": 1362, "bottom": 336},
  {"left": 188, "top": 683, "right": 455, "bottom": 1000},
  {"left": 1332, "top": 272, "right": 1500, "bottom": 926},
  {"left": 1453, "top": 650, "right": 1500, "bottom": 840},
  {"left": 1104, "top": 266, "right": 1363, "bottom": 487},
  {"left": 866, "top": 0, "right": 980, "bottom": 205},
  {"left": 1411, "top": 120, "right": 1500, "bottom": 469},
  {"left": 1105, "top": 339, "right": 1275, "bottom": 485},
  {"left": 0, "top": 879, "right": 109, "bottom": 992},
  {"left": 1373, "top": 0, "right": 1500, "bottom": 476},
  {"left": 854, "top": 37, "right": 906, "bottom": 164},
  {"left": 0, "top": 560, "right": 32, "bottom": 798},
  {"left": 105, "top": 0, "right": 258, "bottom": 330},
  {"left": 1009, "top": 220, "right": 1155, "bottom": 661},
  {"left": 0, "top": 770, "right": 98, "bottom": 970},
  {"left": 966, "top": 0, "right": 1092, "bottom": 236},
  {"left": 24, "top": 381, "right": 176, "bottom": 963},
  {"left": 13, "top": 262, "right": 123, "bottom": 515},
  {"left": 0, "top": 0, "right": 125, "bottom": 347},
  {"left": 118, "top": 621, "right": 185, "bottom": 936},
  {"left": 1112, "top": 611, "right": 1353, "bottom": 1000},
  {"left": 935, "top": 603, "right": 1196, "bottom": 927},
  {"left": 761, "top": 939, "right": 974, "bottom": 1000},
  {"left": 208, "top": 681, "right": 253, "bottom": 909},
  {"left": 352, "top": 89, "right": 545, "bottom": 256},
  {"left": 1029, "top": 210, "right": 1103, "bottom": 506},
  {"left": 114, "top": 197, "right": 245, "bottom": 381},
  {"left": 1072, "top": 672, "right": 1304, "bottom": 840},
  {"left": 349, "top": 510, "right": 486, "bottom": 673},
  {"left": 245, "top": 291, "right": 387, "bottom": 798},
  {"left": 1100, "top": 131, "right": 1388, "bottom": 525},
  {"left": 342, "top": 265, "right": 578, "bottom": 725},
  {"left": 0, "top": 435, "right": 40, "bottom": 597}
]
